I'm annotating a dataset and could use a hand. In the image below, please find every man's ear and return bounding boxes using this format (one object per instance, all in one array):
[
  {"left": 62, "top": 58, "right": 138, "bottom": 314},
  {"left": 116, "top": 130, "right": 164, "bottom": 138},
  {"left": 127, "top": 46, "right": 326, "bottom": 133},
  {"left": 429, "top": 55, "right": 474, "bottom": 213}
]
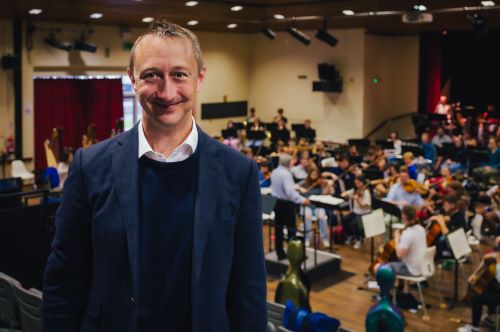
[
  {"left": 196, "top": 66, "right": 206, "bottom": 93},
  {"left": 127, "top": 67, "right": 136, "bottom": 90}
]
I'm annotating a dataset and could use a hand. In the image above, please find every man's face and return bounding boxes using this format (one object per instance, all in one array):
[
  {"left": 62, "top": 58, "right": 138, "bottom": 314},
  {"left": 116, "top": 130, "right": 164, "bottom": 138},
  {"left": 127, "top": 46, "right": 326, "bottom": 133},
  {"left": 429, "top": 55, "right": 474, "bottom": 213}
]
[
  {"left": 128, "top": 35, "right": 205, "bottom": 130},
  {"left": 443, "top": 201, "right": 454, "bottom": 213},
  {"left": 399, "top": 172, "right": 409, "bottom": 184},
  {"left": 488, "top": 138, "right": 497, "bottom": 150}
]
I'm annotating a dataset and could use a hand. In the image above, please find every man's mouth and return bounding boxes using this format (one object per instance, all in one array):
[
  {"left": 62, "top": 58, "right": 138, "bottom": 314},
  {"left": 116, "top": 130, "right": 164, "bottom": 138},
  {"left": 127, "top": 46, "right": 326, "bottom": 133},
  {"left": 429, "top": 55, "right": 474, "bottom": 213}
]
[{"left": 152, "top": 100, "right": 183, "bottom": 110}]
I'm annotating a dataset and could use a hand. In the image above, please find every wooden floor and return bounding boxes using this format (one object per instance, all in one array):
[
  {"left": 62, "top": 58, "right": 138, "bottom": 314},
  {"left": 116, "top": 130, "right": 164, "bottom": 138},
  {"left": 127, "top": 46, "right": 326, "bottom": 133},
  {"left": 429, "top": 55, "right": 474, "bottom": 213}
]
[{"left": 264, "top": 225, "right": 494, "bottom": 332}]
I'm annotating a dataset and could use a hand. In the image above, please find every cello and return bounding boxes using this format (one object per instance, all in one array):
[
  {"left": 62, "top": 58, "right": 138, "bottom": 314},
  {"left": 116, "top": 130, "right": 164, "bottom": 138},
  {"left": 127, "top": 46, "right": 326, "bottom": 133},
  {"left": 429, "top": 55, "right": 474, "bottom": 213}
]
[
  {"left": 369, "top": 239, "right": 397, "bottom": 276},
  {"left": 462, "top": 256, "right": 497, "bottom": 306}
]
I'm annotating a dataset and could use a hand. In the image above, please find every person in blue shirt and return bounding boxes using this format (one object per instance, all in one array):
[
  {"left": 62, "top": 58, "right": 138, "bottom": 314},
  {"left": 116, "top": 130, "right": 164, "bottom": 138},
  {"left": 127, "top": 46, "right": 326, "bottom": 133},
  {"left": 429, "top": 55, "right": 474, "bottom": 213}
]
[
  {"left": 385, "top": 167, "right": 424, "bottom": 209},
  {"left": 258, "top": 162, "right": 271, "bottom": 188},
  {"left": 402, "top": 152, "right": 418, "bottom": 180},
  {"left": 473, "top": 137, "right": 500, "bottom": 184},
  {"left": 420, "top": 132, "right": 436, "bottom": 165}
]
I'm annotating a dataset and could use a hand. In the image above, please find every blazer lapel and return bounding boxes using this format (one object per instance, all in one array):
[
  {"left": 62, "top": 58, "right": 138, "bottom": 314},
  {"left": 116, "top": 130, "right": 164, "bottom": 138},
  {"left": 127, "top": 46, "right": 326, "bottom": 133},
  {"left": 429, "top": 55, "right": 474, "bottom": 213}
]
[
  {"left": 111, "top": 125, "right": 140, "bottom": 292},
  {"left": 192, "top": 128, "right": 222, "bottom": 299}
]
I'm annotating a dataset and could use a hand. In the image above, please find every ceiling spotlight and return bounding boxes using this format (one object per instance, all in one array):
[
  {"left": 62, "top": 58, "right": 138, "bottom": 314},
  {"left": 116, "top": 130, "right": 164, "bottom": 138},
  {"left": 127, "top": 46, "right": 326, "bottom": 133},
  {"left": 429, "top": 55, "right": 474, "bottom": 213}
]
[
  {"left": 142, "top": 17, "right": 154, "bottom": 23},
  {"left": 89, "top": 13, "right": 103, "bottom": 19},
  {"left": 28, "top": 8, "right": 42, "bottom": 15},
  {"left": 342, "top": 10, "right": 355, "bottom": 15},
  {"left": 185, "top": 1, "right": 198, "bottom": 6},
  {"left": 45, "top": 36, "right": 72, "bottom": 51},
  {"left": 316, "top": 29, "right": 338, "bottom": 47},
  {"left": 231, "top": 5, "right": 243, "bottom": 11},
  {"left": 412, "top": 4, "right": 427, "bottom": 11},
  {"left": 481, "top": 1, "right": 495, "bottom": 6},
  {"left": 227, "top": 23, "right": 238, "bottom": 29},
  {"left": 187, "top": 20, "right": 198, "bottom": 26},
  {"left": 262, "top": 27, "right": 276, "bottom": 40},
  {"left": 286, "top": 26, "right": 311, "bottom": 46},
  {"left": 273, "top": 14, "right": 285, "bottom": 19}
]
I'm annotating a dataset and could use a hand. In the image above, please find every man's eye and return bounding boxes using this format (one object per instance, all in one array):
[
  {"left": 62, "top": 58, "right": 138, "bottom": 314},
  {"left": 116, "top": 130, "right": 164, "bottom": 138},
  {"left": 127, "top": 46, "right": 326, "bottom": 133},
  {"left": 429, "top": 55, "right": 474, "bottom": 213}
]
[
  {"left": 143, "top": 72, "right": 161, "bottom": 79},
  {"left": 172, "top": 72, "right": 188, "bottom": 79}
]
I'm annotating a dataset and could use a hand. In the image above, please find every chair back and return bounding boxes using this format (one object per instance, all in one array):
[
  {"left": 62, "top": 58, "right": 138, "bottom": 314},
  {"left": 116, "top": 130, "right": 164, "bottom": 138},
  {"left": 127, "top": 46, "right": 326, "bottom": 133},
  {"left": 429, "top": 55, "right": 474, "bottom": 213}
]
[
  {"left": 267, "top": 301, "right": 286, "bottom": 331},
  {"left": 11, "top": 160, "right": 29, "bottom": 175},
  {"left": 0, "top": 272, "right": 20, "bottom": 327},
  {"left": 421, "top": 246, "right": 436, "bottom": 277},
  {"left": 13, "top": 283, "right": 42, "bottom": 332}
]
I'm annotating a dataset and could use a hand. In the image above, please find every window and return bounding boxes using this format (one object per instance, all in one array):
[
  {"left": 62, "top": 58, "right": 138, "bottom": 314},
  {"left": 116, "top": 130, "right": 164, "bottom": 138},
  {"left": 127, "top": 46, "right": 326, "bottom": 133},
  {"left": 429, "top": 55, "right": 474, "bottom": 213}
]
[{"left": 122, "top": 76, "right": 142, "bottom": 131}]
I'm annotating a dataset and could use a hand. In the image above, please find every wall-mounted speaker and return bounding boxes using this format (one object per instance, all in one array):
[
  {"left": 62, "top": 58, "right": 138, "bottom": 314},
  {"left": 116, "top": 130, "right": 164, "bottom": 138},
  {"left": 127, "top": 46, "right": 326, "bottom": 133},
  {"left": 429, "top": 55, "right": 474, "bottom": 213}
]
[{"left": 1, "top": 55, "right": 20, "bottom": 70}]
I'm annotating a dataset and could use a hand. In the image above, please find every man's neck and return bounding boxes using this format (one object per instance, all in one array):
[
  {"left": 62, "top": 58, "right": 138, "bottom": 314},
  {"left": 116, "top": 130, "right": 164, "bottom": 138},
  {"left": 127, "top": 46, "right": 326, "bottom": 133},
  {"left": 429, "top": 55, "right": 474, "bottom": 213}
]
[{"left": 142, "top": 116, "right": 193, "bottom": 157}]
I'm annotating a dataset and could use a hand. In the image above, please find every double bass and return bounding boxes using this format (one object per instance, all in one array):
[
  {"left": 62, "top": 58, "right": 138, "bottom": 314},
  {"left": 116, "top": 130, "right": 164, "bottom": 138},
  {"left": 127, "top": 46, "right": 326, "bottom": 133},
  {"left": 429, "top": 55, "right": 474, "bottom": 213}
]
[{"left": 462, "top": 256, "right": 497, "bottom": 305}]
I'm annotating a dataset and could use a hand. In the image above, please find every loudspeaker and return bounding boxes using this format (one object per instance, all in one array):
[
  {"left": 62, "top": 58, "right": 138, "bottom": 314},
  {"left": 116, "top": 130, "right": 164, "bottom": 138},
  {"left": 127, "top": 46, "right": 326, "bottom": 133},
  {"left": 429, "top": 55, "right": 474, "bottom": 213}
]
[
  {"left": 318, "top": 63, "right": 337, "bottom": 81},
  {"left": 1, "top": 55, "right": 20, "bottom": 70},
  {"left": 312, "top": 81, "right": 342, "bottom": 92}
]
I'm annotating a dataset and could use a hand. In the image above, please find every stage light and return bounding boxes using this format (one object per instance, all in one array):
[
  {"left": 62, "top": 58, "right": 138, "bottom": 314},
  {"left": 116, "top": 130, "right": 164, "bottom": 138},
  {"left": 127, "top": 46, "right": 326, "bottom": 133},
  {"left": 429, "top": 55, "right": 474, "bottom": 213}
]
[
  {"left": 74, "top": 39, "right": 97, "bottom": 53},
  {"left": 262, "top": 27, "right": 276, "bottom": 40},
  {"left": 412, "top": 4, "right": 427, "bottom": 11},
  {"left": 315, "top": 22, "right": 338, "bottom": 47},
  {"left": 45, "top": 36, "right": 72, "bottom": 51},
  {"left": 481, "top": 1, "right": 495, "bottom": 6},
  {"left": 274, "top": 14, "right": 285, "bottom": 19},
  {"left": 286, "top": 26, "right": 311, "bottom": 46},
  {"left": 89, "top": 13, "right": 103, "bottom": 19},
  {"left": 185, "top": 1, "right": 198, "bottom": 7},
  {"left": 231, "top": 5, "right": 243, "bottom": 11},
  {"left": 187, "top": 20, "right": 198, "bottom": 26},
  {"left": 29, "top": 9, "right": 42, "bottom": 15},
  {"left": 142, "top": 17, "right": 154, "bottom": 23},
  {"left": 342, "top": 10, "right": 354, "bottom": 15},
  {"left": 227, "top": 23, "right": 237, "bottom": 29}
]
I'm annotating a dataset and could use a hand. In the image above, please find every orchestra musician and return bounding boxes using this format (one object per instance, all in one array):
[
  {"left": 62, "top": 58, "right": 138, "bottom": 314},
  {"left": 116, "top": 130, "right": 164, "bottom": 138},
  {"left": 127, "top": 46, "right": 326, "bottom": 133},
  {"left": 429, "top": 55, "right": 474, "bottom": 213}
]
[
  {"left": 341, "top": 175, "right": 372, "bottom": 249},
  {"left": 291, "top": 156, "right": 312, "bottom": 182},
  {"left": 428, "top": 195, "right": 467, "bottom": 259},
  {"left": 271, "top": 119, "right": 290, "bottom": 147},
  {"left": 434, "top": 95, "right": 451, "bottom": 115},
  {"left": 458, "top": 247, "right": 500, "bottom": 332},
  {"left": 373, "top": 206, "right": 427, "bottom": 277},
  {"left": 298, "top": 168, "right": 334, "bottom": 247},
  {"left": 385, "top": 166, "right": 425, "bottom": 210},
  {"left": 322, "top": 155, "right": 357, "bottom": 196},
  {"left": 271, "top": 153, "right": 311, "bottom": 260},
  {"left": 258, "top": 161, "right": 271, "bottom": 188},
  {"left": 402, "top": 152, "right": 418, "bottom": 180}
]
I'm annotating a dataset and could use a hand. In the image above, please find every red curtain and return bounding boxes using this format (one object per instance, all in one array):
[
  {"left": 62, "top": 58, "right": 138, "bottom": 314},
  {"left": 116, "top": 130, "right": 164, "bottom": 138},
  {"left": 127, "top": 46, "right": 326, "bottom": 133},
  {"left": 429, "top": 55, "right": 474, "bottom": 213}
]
[
  {"left": 34, "top": 77, "right": 123, "bottom": 169},
  {"left": 419, "top": 32, "right": 443, "bottom": 114}
]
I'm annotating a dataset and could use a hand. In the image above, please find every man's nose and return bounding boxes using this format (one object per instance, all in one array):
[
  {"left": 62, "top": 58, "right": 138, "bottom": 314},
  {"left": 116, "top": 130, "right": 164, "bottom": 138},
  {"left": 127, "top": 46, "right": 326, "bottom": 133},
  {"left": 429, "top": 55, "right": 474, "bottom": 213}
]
[{"left": 157, "top": 77, "right": 177, "bottom": 100}]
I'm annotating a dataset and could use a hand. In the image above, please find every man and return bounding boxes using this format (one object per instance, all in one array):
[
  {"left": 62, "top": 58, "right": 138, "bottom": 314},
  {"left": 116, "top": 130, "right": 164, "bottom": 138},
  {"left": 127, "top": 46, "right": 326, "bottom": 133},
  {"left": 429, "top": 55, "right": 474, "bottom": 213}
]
[
  {"left": 420, "top": 132, "right": 436, "bottom": 165},
  {"left": 273, "top": 108, "right": 288, "bottom": 124},
  {"left": 431, "top": 127, "right": 452, "bottom": 148},
  {"left": 473, "top": 136, "right": 500, "bottom": 184},
  {"left": 322, "top": 155, "right": 356, "bottom": 196},
  {"left": 374, "top": 206, "right": 426, "bottom": 277},
  {"left": 385, "top": 167, "right": 424, "bottom": 209},
  {"left": 42, "top": 19, "right": 266, "bottom": 332},
  {"left": 271, "top": 153, "right": 310, "bottom": 260},
  {"left": 434, "top": 95, "right": 451, "bottom": 115}
]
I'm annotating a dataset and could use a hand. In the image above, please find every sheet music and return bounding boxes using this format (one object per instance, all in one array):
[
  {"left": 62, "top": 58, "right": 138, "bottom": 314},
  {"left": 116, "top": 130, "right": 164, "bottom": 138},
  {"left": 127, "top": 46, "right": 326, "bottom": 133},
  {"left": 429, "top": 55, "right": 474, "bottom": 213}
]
[
  {"left": 446, "top": 228, "right": 472, "bottom": 260},
  {"left": 261, "top": 188, "right": 272, "bottom": 195},
  {"left": 361, "top": 209, "right": 386, "bottom": 238},
  {"left": 309, "top": 195, "right": 344, "bottom": 206}
]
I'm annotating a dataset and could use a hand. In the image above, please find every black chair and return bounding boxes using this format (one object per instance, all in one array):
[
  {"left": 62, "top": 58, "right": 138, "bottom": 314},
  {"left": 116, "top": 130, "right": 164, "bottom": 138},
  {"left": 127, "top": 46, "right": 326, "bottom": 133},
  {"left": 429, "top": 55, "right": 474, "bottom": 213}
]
[
  {"left": 0, "top": 177, "right": 22, "bottom": 209},
  {"left": 13, "top": 283, "right": 42, "bottom": 332},
  {"left": 0, "top": 272, "right": 21, "bottom": 329}
]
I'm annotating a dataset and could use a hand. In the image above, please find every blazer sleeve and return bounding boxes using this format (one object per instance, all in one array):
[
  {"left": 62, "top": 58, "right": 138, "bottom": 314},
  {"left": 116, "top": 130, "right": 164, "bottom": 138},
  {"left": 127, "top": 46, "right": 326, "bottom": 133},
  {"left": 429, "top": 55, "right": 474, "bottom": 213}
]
[
  {"left": 227, "top": 160, "right": 267, "bottom": 332},
  {"left": 42, "top": 148, "right": 92, "bottom": 331}
]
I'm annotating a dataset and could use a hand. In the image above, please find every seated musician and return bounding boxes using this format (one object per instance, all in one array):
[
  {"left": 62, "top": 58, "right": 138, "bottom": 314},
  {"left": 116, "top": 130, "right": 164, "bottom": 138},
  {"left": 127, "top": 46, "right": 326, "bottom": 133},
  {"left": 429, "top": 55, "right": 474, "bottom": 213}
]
[
  {"left": 298, "top": 168, "right": 333, "bottom": 247},
  {"left": 473, "top": 137, "right": 500, "bottom": 184},
  {"left": 301, "top": 119, "right": 316, "bottom": 143},
  {"left": 402, "top": 152, "right": 418, "bottom": 180},
  {"left": 222, "top": 120, "right": 239, "bottom": 150},
  {"left": 291, "top": 157, "right": 311, "bottom": 182},
  {"left": 458, "top": 248, "right": 500, "bottom": 332},
  {"left": 348, "top": 145, "right": 363, "bottom": 165},
  {"left": 440, "top": 134, "right": 467, "bottom": 173},
  {"left": 271, "top": 119, "right": 290, "bottom": 147},
  {"left": 435, "top": 95, "right": 451, "bottom": 115},
  {"left": 373, "top": 164, "right": 399, "bottom": 198},
  {"left": 429, "top": 195, "right": 467, "bottom": 259},
  {"left": 245, "top": 117, "right": 265, "bottom": 148},
  {"left": 322, "top": 155, "right": 356, "bottom": 196},
  {"left": 431, "top": 127, "right": 452, "bottom": 148},
  {"left": 258, "top": 162, "right": 272, "bottom": 188},
  {"left": 385, "top": 167, "right": 424, "bottom": 210},
  {"left": 420, "top": 132, "right": 437, "bottom": 165},
  {"left": 341, "top": 175, "right": 372, "bottom": 249},
  {"left": 374, "top": 206, "right": 427, "bottom": 277},
  {"left": 388, "top": 131, "right": 402, "bottom": 155}
]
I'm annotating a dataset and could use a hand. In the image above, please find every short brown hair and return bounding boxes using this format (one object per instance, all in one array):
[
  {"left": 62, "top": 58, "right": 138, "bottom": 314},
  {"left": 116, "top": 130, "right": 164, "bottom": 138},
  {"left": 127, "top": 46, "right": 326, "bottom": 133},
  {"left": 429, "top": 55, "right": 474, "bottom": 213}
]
[
  {"left": 402, "top": 205, "right": 417, "bottom": 222},
  {"left": 129, "top": 18, "right": 204, "bottom": 74}
]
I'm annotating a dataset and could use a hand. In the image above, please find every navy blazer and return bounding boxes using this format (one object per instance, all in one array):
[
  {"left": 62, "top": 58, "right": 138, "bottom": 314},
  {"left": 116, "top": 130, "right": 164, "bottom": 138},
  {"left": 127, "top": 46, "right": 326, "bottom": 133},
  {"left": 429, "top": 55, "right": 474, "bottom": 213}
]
[{"left": 42, "top": 124, "right": 267, "bottom": 332}]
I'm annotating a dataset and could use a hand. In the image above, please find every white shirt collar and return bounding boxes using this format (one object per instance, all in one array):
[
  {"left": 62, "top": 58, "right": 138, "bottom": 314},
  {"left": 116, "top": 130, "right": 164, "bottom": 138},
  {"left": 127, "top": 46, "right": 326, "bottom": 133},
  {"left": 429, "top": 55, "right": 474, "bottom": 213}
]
[{"left": 138, "top": 117, "right": 198, "bottom": 162}]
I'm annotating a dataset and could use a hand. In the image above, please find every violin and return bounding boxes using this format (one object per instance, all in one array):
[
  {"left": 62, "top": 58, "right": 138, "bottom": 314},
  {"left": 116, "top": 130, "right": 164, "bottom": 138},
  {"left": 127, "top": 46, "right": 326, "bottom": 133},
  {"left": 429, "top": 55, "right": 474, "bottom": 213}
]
[{"left": 402, "top": 179, "right": 429, "bottom": 196}]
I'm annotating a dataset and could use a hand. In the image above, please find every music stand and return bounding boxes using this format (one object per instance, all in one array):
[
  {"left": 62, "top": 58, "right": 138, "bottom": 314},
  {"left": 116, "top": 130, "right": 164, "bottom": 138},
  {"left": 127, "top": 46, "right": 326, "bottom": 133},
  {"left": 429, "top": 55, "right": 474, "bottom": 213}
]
[
  {"left": 372, "top": 198, "right": 401, "bottom": 239},
  {"left": 221, "top": 128, "right": 238, "bottom": 139},
  {"left": 363, "top": 169, "right": 384, "bottom": 181},
  {"left": 445, "top": 228, "right": 472, "bottom": 307},
  {"left": 232, "top": 122, "right": 244, "bottom": 130},
  {"left": 375, "top": 140, "right": 395, "bottom": 150},
  {"left": 262, "top": 195, "right": 278, "bottom": 253},
  {"left": 401, "top": 144, "right": 424, "bottom": 157},
  {"left": 358, "top": 209, "right": 386, "bottom": 291}
]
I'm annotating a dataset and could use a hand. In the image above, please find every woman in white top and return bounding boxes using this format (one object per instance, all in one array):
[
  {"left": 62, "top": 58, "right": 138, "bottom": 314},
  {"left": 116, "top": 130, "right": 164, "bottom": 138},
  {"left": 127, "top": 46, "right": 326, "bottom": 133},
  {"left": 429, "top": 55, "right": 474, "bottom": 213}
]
[{"left": 341, "top": 175, "right": 372, "bottom": 249}]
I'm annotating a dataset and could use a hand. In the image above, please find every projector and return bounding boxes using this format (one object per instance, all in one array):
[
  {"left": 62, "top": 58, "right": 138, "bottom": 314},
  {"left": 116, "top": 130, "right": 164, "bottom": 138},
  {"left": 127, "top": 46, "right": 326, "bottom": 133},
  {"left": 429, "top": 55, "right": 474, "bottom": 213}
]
[{"left": 402, "top": 12, "right": 433, "bottom": 24}]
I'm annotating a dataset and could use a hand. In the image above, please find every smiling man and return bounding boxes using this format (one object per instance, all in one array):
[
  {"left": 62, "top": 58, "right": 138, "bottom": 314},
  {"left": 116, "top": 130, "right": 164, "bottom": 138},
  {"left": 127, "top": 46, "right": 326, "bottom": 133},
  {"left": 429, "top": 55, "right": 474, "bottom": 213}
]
[{"left": 42, "top": 19, "right": 267, "bottom": 332}]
